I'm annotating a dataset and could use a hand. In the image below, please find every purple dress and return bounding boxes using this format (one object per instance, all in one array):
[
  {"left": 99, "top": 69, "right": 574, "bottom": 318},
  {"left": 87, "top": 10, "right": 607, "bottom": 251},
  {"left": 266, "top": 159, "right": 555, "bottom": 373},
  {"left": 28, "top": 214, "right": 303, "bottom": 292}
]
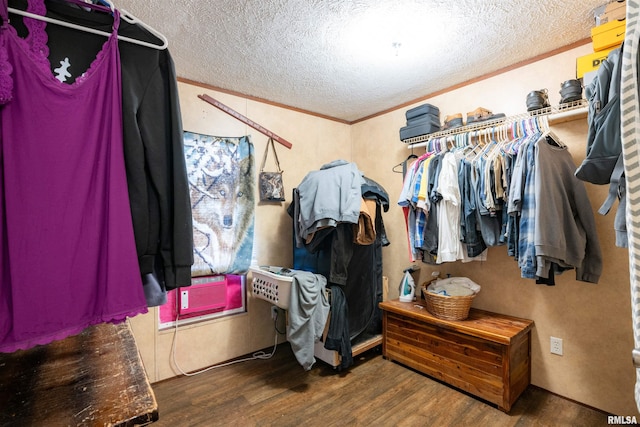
[{"left": 0, "top": 0, "right": 147, "bottom": 352}]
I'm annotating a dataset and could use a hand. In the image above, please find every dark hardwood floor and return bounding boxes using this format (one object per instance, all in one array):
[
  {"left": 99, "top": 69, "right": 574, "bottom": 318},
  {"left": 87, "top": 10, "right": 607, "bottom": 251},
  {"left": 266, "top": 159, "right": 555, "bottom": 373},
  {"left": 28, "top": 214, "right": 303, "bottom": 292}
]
[{"left": 151, "top": 343, "right": 608, "bottom": 426}]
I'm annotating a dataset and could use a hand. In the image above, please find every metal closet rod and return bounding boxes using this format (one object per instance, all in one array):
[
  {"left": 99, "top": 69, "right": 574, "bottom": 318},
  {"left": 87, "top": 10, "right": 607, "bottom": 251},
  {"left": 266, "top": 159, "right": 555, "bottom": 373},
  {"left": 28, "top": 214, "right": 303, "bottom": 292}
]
[{"left": 404, "top": 99, "right": 588, "bottom": 149}]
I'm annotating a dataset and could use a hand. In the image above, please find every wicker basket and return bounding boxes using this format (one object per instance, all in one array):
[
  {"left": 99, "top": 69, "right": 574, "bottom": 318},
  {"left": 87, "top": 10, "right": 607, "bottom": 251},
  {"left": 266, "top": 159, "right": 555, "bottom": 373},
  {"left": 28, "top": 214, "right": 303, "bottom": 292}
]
[
  {"left": 422, "top": 289, "right": 476, "bottom": 320},
  {"left": 421, "top": 277, "right": 480, "bottom": 321}
]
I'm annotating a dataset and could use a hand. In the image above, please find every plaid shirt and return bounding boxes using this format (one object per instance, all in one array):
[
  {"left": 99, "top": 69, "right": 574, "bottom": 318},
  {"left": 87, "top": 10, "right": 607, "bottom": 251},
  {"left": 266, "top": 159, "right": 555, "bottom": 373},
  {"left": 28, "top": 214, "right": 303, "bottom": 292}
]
[
  {"left": 518, "top": 137, "right": 538, "bottom": 278},
  {"left": 506, "top": 131, "right": 541, "bottom": 258}
]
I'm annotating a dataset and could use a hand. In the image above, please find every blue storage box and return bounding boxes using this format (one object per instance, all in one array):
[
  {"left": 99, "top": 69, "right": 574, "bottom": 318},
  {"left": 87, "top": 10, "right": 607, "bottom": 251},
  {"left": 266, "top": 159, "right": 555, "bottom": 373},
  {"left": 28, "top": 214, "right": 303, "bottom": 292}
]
[
  {"left": 406, "top": 113, "right": 441, "bottom": 127},
  {"left": 400, "top": 121, "right": 440, "bottom": 141},
  {"left": 405, "top": 103, "right": 440, "bottom": 120}
]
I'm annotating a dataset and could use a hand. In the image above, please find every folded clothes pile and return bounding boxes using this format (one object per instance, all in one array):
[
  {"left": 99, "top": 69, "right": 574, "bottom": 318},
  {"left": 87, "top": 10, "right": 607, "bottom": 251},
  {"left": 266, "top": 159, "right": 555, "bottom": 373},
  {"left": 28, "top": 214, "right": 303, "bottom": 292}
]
[
  {"left": 399, "top": 103, "right": 440, "bottom": 141},
  {"left": 426, "top": 276, "right": 481, "bottom": 297}
]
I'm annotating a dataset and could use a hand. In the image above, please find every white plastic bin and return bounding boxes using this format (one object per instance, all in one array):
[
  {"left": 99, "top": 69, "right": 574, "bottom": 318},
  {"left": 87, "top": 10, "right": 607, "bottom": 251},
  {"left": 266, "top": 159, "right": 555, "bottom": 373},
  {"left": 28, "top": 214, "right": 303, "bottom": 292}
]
[{"left": 249, "top": 266, "right": 293, "bottom": 309}]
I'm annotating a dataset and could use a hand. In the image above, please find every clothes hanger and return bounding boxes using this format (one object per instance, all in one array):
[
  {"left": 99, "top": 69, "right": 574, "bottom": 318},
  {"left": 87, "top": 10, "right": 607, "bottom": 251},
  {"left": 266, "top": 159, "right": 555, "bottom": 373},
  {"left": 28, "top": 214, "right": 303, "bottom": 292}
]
[
  {"left": 120, "top": 8, "right": 168, "bottom": 49},
  {"left": 391, "top": 162, "right": 404, "bottom": 174},
  {"left": 392, "top": 151, "right": 418, "bottom": 174},
  {"left": 507, "top": 119, "right": 527, "bottom": 155},
  {"left": 502, "top": 123, "right": 516, "bottom": 155},
  {"left": 544, "top": 131, "right": 565, "bottom": 148},
  {"left": 465, "top": 131, "right": 484, "bottom": 162},
  {"left": 485, "top": 128, "right": 503, "bottom": 161},
  {"left": 515, "top": 117, "right": 542, "bottom": 153},
  {"left": 539, "top": 116, "right": 566, "bottom": 148},
  {"left": 428, "top": 137, "right": 441, "bottom": 154},
  {"left": 446, "top": 135, "right": 455, "bottom": 151},
  {"left": 429, "top": 137, "right": 439, "bottom": 154},
  {"left": 452, "top": 133, "right": 469, "bottom": 160},
  {"left": 8, "top": 0, "right": 168, "bottom": 50}
]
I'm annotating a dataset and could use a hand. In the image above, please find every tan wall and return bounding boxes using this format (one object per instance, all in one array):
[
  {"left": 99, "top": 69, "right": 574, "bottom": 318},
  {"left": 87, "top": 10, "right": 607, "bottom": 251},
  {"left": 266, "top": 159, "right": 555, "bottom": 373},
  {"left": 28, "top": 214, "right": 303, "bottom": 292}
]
[
  {"left": 129, "top": 83, "right": 352, "bottom": 382},
  {"left": 352, "top": 43, "right": 636, "bottom": 416},
  {"left": 131, "top": 44, "right": 638, "bottom": 416}
]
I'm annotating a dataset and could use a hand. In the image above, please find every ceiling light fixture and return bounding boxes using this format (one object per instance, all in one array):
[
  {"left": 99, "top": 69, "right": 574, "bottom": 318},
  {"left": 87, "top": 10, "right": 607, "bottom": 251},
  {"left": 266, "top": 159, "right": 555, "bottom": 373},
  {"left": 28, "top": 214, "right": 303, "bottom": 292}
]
[
  {"left": 341, "top": 5, "right": 451, "bottom": 64},
  {"left": 392, "top": 42, "right": 402, "bottom": 57}
]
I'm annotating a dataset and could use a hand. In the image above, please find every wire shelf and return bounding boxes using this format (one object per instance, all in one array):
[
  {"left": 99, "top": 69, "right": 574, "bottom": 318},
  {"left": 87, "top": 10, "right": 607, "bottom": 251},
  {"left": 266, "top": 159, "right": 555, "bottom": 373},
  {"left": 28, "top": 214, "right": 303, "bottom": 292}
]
[{"left": 402, "top": 99, "right": 588, "bottom": 148}]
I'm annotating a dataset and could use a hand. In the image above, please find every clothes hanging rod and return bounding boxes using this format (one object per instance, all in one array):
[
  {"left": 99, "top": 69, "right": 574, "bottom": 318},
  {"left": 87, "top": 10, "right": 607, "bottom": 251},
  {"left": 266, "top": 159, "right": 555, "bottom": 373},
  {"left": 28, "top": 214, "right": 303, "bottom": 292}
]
[
  {"left": 404, "top": 99, "right": 588, "bottom": 149},
  {"left": 198, "top": 94, "right": 293, "bottom": 149}
]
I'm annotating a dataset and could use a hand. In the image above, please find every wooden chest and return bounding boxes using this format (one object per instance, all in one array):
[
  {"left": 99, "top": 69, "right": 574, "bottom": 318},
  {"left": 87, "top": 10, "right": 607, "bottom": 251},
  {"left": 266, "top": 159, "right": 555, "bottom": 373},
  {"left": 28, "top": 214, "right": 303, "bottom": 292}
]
[{"left": 379, "top": 299, "right": 534, "bottom": 412}]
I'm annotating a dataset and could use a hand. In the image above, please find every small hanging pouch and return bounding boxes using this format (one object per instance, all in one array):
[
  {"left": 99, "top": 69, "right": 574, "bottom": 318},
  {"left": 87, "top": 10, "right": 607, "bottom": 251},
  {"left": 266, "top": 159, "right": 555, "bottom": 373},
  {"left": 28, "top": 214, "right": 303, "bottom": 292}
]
[{"left": 259, "top": 138, "right": 285, "bottom": 202}]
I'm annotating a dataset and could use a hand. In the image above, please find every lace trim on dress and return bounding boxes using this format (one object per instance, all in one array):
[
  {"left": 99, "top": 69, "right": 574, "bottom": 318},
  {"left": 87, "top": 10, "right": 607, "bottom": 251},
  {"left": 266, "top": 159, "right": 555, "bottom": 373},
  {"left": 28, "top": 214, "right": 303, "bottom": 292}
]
[
  {"left": 74, "top": 9, "right": 119, "bottom": 86},
  {"left": 24, "top": 0, "right": 51, "bottom": 70},
  {"left": 79, "top": 8, "right": 119, "bottom": 86},
  {"left": 19, "top": 0, "right": 119, "bottom": 87},
  {"left": 0, "top": 0, "right": 13, "bottom": 104},
  {"left": 0, "top": 35, "right": 13, "bottom": 104}
]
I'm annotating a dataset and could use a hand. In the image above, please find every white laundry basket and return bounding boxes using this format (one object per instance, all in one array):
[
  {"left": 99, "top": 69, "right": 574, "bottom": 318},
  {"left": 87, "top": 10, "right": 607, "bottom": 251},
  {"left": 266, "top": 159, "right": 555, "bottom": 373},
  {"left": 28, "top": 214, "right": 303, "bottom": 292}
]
[{"left": 249, "top": 266, "right": 293, "bottom": 309}]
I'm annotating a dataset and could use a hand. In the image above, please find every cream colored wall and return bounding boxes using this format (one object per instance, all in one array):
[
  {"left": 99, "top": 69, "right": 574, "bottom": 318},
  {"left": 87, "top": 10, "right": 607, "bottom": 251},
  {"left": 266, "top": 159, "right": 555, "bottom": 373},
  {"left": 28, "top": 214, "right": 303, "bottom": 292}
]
[
  {"left": 130, "top": 43, "right": 637, "bottom": 416},
  {"left": 129, "top": 83, "right": 352, "bottom": 383},
  {"left": 352, "top": 43, "right": 636, "bottom": 416}
]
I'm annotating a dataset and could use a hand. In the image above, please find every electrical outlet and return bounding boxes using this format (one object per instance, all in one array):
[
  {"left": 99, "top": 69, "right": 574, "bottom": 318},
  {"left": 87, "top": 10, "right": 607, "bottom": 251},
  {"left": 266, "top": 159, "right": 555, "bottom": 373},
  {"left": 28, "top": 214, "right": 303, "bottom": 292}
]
[
  {"left": 270, "top": 305, "right": 278, "bottom": 320},
  {"left": 550, "top": 336, "right": 563, "bottom": 356}
]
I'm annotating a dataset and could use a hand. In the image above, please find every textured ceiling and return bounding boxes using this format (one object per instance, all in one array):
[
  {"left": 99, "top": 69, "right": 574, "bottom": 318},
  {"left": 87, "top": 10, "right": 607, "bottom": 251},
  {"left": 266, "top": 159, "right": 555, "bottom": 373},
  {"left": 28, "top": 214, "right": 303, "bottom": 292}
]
[{"left": 114, "top": 0, "right": 606, "bottom": 122}]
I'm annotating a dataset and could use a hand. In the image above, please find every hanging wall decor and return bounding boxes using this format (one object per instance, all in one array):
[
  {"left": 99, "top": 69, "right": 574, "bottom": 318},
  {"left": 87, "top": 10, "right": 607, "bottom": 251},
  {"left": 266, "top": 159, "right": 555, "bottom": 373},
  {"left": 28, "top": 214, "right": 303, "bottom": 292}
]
[
  {"left": 183, "top": 132, "right": 255, "bottom": 276},
  {"left": 198, "top": 94, "right": 293, "bottom": 149}
]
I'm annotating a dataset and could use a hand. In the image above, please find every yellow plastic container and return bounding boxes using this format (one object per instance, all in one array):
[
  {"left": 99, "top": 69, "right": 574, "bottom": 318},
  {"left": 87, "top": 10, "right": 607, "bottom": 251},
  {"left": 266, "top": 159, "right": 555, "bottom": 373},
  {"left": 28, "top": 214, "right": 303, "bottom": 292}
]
[
  {"left": 576, "top": 46, "right": 617, "bottom": 79},
  {"left": 591, "top": 18, "right": 625, "bottom": 52}
]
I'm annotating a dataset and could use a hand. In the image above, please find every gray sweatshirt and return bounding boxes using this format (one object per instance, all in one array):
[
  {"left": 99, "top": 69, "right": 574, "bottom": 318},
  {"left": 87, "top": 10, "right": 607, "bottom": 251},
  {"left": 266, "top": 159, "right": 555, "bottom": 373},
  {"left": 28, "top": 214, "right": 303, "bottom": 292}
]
[
  {"left": 296, "top": 160, "right": 364, "bottom": 241},
  {"left": 534, "top": 137, "right": 603, "bottom": 283}
]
